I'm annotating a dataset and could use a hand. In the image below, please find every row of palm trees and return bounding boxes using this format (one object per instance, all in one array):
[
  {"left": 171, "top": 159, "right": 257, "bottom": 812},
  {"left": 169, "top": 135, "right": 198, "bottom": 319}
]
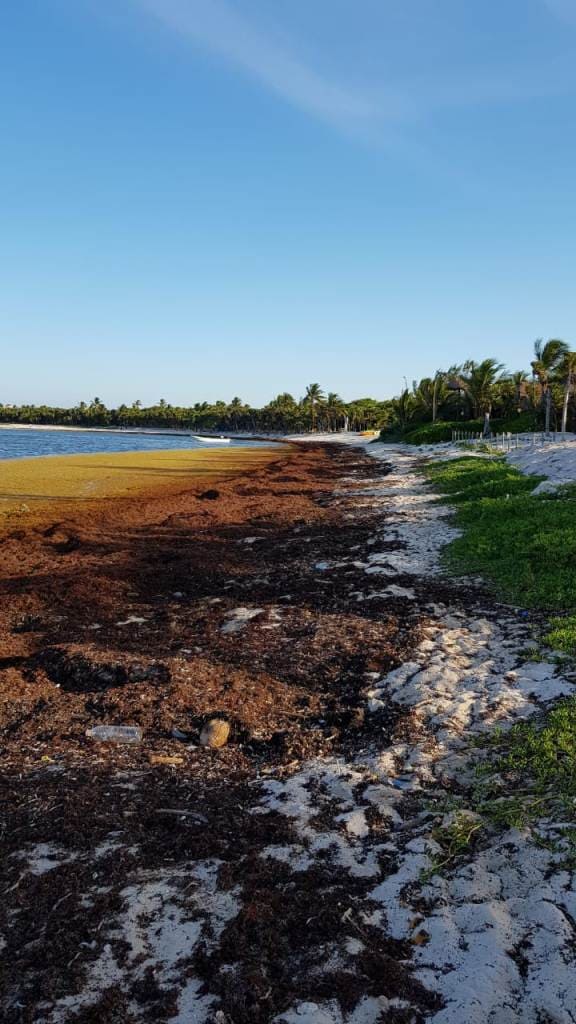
[
  {"left": 3, "top": 342, "right": 574, "bottom": 436},
  {"left": 0, "top": 386, "right": 388, "bottom": 434},
  {"left": 391, "top": 339, "right": 576, "bottom": 435}
]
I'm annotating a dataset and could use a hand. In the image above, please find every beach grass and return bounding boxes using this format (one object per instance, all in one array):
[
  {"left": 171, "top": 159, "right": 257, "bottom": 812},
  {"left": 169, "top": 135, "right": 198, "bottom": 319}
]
[
  {"left": 424, "top": 456, "right": 576, "bottom": 610},
  {"left": 474, "top": 697, "right": 576, "bottom": 835},
  {"left": 0, "top": 446, "right": 281, "bottom": 526},
  {"left": 423, "top": 455, "right": 576, "bottom": 858},
  {"left": 543, "top": 615, "right": 576, "bottom": 657}
]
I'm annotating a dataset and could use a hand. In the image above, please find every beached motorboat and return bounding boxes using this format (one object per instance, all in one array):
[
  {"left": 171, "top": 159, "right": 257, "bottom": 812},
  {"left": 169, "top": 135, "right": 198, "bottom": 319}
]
[{"left": 192, "top": 435, "right": 231, "bottom": 445}]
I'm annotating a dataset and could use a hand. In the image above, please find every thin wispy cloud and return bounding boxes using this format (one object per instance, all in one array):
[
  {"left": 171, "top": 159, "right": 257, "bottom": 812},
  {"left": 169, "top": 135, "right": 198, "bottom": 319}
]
[
  {"left": 133, "top": 0, "right": 576, "bottom": 141},
  {"left": 542, "top": 0, "right": 576, "bottom": 26},
  {"left": 416, "top": 58, "right": 576, "bottom": 110},
  {"left": 134, "top": 0, "right": 411, "bottom": 137}
]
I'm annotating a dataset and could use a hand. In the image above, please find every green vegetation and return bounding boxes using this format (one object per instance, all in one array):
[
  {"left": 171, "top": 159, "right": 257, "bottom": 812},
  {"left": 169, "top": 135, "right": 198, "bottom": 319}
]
[
  {"left": 4, "top": 339, "right": 575, "bottom": 439},
  {"left": 386, "top": 362, "right": 576, "bottom": 873},
  {"left": 420, "top": 697, "right": 576, "bottom": 875},
  {"left": 425, "top": 456, "right": 576, "bottom": 609},
  {"left": 544, "top": 615, "right": 576, "bottom": 657},
  {"left": 0, "top": 388, "right": 388, "bottom": 435},
  {"left": 420, "top": 455, "right": 576, "bottom": 871},
  {"left": 422, "top": 811, "right": 484, "bottom": 879},
  {"left": 379, "top": 338, "right": 575, "bottom": 444},
  {"left": 401, "top": 412, "right": 538, "bottom": 446},
  {"left": 403, "top": 420, "right": 484, "bottom": 445},
  {"left": 475, "top": 698, "right": 576, "bottom": 832},
  {"left": 425, "top": 455, "right": 540, "bottom": 504},
  {"left": 531, "top": 338, "right": 570, "bottom": 434}
]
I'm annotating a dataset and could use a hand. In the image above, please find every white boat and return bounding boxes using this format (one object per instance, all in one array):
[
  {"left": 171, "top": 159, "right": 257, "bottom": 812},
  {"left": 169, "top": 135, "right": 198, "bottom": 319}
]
[{"left": 192, "top": 435, "right": 231, "bottom": 445}]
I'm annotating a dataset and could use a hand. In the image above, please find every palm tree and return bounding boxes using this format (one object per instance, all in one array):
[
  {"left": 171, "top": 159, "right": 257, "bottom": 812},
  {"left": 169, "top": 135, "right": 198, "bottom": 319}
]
[
  {"left": 432, "top": 370, "right": 447, "bottom": 423},
  {"left": 391, "top": 389, "right": 416, "bottom": 431},
  {"left": 228, "top": 396, "right": 244, "bottom": 431},
  {"left": 442, "top": 364, "right": 470, "bottom": 419},
  {"left": 531, "top": 339, "right": 569, "bottom": 433},
  {"left": 87, "top": 396, "right": 108, "bottom": 425},
  {"left": 325, "top": 392, "right": 345, "bottom": 432},
  {"left": 510, "top": 370, "right": 528, "bottom": 412},
  {"left": 264, "top": 393, "right": 299, "bottom": 432},
  {"left": 462, "top": 359, "right": 504, "bottom": 436},
  {"left": 268, "top": 393, "right": 296, "bottom": 411},
  {"left": 412, "top": 377, "right": 433, "bottom": 418},
  {"left": 557, "top": 350, "right": 576, "bottom": 433},
  {"left": 498, "top": 371, "right": 530, "bottom": 418},
  {"left": 412, "top": 372, "right": 448, "bottom": 423},
  {"left": 303, "top": 383, "right": 325, "bottom": 432}
]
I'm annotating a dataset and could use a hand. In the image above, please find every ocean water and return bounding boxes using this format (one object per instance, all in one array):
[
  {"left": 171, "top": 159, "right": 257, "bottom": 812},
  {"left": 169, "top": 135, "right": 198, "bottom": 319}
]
[{"left": 0, "top": 427, "right": 266, "bottom": 461}]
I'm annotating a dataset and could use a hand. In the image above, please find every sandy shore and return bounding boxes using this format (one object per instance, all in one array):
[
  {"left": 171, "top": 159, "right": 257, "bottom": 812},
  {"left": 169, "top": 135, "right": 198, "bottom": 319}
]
[
  {"left": 386, "top": 434, "right": 576, "bottom": 492},
  {"left": 505, "top": 436, "right": 576, "bottom": 489},
  {"left": 1, "top": 442, "right": 432, "bottom": 1022},
  {"left": 2, "top": 439, "right": 576, "bottom": 1023}
]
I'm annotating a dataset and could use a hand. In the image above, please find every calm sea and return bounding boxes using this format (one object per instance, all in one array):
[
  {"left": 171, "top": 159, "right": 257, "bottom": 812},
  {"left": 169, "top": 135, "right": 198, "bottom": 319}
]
[{"left": 0, "top": 427, "right": 267, "bottom": 461}]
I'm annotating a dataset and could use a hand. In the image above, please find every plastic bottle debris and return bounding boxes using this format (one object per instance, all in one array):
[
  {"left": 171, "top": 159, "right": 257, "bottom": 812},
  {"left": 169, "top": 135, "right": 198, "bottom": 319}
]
[{"left": 86, "top": 725, "right": 142, "bottom": 744}]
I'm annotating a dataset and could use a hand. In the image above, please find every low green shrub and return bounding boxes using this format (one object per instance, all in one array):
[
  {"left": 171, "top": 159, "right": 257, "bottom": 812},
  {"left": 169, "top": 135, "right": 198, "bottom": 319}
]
[
  {"left": 496, "top": 411, "right": 539, "bottom": 433},
  {"left": 425, "top": 457, "right": 576, "bottom": 609},
  {"left": 425, "top": 455, "right": 538, "bottom": 504},
  {"left": 383, "top": 412, "right": 539, "bottom": 446},
  {"left": 403, "top": 421, "right": 483, "bottom": 445}
]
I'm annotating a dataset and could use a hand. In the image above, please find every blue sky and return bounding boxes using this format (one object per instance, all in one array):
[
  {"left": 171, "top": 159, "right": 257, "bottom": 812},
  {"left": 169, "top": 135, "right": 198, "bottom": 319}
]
[{"left": 2, "top": 0, "right": 576, "bottom": 406}]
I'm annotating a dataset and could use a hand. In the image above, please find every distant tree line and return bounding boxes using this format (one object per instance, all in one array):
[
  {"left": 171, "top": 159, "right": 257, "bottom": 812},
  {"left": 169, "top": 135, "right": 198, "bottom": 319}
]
[
  {"left": 3, "top": 341, "right": 575, "bottom": 438},
  {"left": 0, "top": 385, "right": 389, "bottom": 434}
]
